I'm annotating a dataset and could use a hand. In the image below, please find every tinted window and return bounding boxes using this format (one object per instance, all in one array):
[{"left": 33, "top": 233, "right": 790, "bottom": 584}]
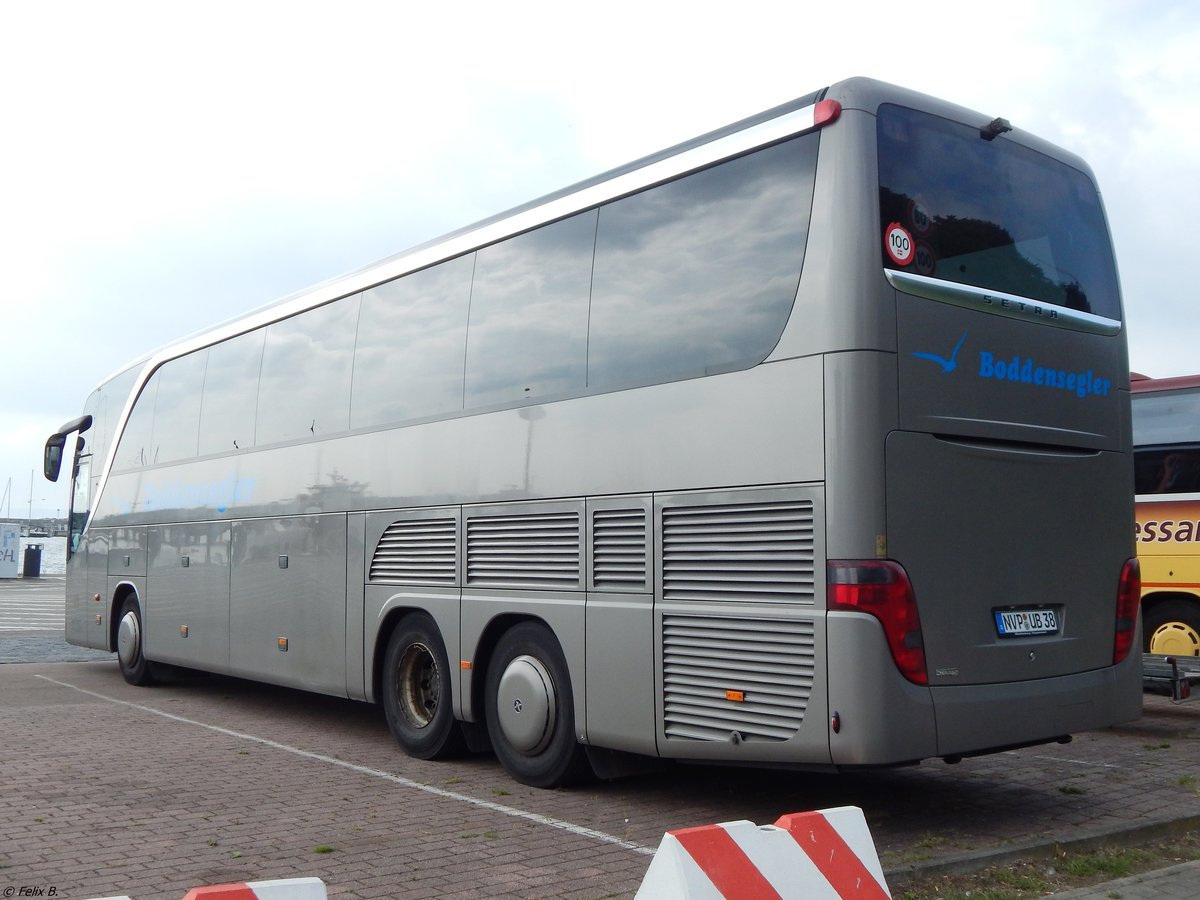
[
  {"left": 352, "top": 255, "right": 473, "bottom": 428},
  {"left": 878, "top": 104, "right": 1121, "bottom": 320},
  {"left": 113, "top": 374, "right": 158, "bottom": 470},
  {"left": 198, "top": 330, "right": 265, "bottom": 455},
  {"left": 588, "top": 136, "right": 816, "bottom": 390},
  {"left": 464, "top": 212, "right": 595, "bottom": 408},
  {"left": 106, "top": 359, "right": 197, "bottom": 472},
  {"left": 1132, "top": 388, "right": 1200, "bottom": 494},
  {"left": 87, "top": 363, "right": 141, "bottom": 473},
  {"left": 150, "top": 352, "right": 208, "bottom": 463},
  {"left": 1135, "top": 447, "right": 1200, "bottom": 495},
  {"left": 1133, "top": 388, "right": 1200, "bottom": 447},
  {"left": 256, "top": 296, "right": 360, "bottom": 444}
]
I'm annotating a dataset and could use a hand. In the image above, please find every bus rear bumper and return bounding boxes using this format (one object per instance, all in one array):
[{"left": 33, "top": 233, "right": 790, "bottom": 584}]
[
  {"left": 827, "top": 616, "right": 1143, "bottom": 766},
  {"left": 931, "top": 653, "right": 1144, "bottom": 758}
]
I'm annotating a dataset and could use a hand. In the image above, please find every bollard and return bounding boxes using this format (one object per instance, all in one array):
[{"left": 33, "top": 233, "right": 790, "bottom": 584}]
[{"left": 23, "top": 543, "right": 42, "bottom": 578}]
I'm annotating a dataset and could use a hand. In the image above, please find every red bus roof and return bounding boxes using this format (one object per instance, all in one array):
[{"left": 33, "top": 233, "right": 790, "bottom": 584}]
[{"left": 1131, "top": 372, "right": 1200, "bottom": 394}]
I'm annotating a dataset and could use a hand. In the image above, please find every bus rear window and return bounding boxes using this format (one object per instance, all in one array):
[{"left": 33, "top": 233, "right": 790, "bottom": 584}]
[{"left": 877, "top": 104, "right": 1121, "bottom": 321}]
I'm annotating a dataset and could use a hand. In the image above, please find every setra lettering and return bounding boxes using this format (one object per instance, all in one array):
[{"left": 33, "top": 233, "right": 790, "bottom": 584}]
[{"left": 982, "top": 295, "right": 1060, "bottom": 320}]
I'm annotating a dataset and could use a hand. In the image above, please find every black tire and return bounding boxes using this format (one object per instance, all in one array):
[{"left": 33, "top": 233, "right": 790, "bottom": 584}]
[
  {"left": 382, "top": 613, "right": 464, "bottom": 760},
  {"left": 1143, "top": 598, "right": 1200, "bottom": 657},
  {"left": 115, "top": 597, "right": 156, "bottom": 686},
  {"left": 484, "top": 621, "right": 588, "bottom": 788}
]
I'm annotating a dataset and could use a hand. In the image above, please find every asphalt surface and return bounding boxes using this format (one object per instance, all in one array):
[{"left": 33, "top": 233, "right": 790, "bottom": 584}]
[{"left": 1, "top": 575, "right": 1198, "bottom": 899}]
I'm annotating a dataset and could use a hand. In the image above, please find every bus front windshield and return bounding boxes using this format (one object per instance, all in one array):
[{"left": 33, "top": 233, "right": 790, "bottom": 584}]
[{"left": 877, "top": 103, "right": 1121, "bottom": 321}]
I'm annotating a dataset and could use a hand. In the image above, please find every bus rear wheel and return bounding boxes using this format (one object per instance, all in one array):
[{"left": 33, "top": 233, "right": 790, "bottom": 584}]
[
  {"left": 382, "top": 613, "right": 464, "bottom": 760},
  {"left": 116, "top": 597, "right": 156, "bottom": 686},
  {"left": 1144, "top": 599, "right": 1200, "bottom": 657},
  {"left": 484, "top": 621, "right": 588, "bottom": 788}
]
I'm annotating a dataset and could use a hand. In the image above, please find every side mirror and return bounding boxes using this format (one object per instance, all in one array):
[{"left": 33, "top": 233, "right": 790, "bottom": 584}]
[
  {"left": 44, "top": 414, "right": 92, "bottom": 482},
  {"left": 44, "top": 434, "right": 66, "bottom": 482}
]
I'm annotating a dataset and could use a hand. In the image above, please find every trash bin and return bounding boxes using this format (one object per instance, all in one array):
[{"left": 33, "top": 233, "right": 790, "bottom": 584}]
[{"left": 23, "top": 544, "right": 42, "bottom": 578}]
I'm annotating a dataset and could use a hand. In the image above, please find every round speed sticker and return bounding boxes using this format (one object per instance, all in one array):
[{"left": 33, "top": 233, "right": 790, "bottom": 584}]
[{"left": 885, "top": 222, "right": 914, "bottom": 266}]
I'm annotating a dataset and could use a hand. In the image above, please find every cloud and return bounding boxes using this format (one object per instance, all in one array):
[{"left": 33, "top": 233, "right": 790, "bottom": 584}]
[{"left": 3, "top": 0, "right": 1199, "bottom": 515}]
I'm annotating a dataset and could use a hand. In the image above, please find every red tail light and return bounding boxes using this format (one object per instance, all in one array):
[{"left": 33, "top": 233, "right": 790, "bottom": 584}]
[
  {"left": 1114, "top": 557, "right": 1141, "bottom": 665},
  {"left": 828, "top": 560, "right": 927, "bottom": 685}
]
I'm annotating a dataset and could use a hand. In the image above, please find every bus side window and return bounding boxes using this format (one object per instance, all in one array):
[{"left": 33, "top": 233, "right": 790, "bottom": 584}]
[
  {"left": 1157, "top": 451, "right": 1200, "bottom": 493},
  {"left": 1136, "top": 446, "right": 1200, "bottom": 494}
]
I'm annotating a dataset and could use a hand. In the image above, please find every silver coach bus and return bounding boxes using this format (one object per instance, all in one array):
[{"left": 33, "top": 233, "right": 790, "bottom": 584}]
[{"left": 45, "top": 77, "right": 1142, "bottom": 787}]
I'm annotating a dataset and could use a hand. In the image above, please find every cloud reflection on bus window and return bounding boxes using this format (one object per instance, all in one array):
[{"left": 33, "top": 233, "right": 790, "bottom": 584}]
[
  {"left": 587, "top": 136, "right": 816, "bottom": 391},
  {"left": 151, "top": 351, "right": 208, "bottom": 463},
  {"left": 464, "top": 211, "right": 596, "bottom": 409},
  {"left": 114, "top": 375, "right": 158, "bottom": 470},
  {"left": 256, "top": 296, "right": 360, "bottom": 445},
  {"left": 351, "top": 254, "right": 473, "bottom": 428},
  {"left": 198, "top": 330, "right": 265, "bottom": 455}
]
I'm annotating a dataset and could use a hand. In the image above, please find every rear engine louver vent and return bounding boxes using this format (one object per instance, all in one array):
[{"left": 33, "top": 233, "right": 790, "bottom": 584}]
[
  {"left": 369, "top": 518, "right": 457, "bottom": 585},
  {"left": 465, "top": 511, "right": 581, "bottom": 590},
  {"left": 662, "top": 500, "right": 815, "bottom": 605},
  {"left": 663, "top": 614, "right": 814, "bottom": 742},
  {"left": 592, "top": 508, "right": 648, "bottom": 591}
]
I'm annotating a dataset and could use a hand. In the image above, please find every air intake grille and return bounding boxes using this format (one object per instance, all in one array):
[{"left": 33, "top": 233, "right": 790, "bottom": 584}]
[
  {"left": 661, "top": 500, "right": 815, "bottom": 605},
  {"left": 663, "top": 615, "right": 814, "bottom": 742},
  {"left": 592, "top": 508, "right": 648, "bottom": 591},
  {"left": 465, "top": 511, "right": 581, "bottom": 590},
  {"left": 369, "top": 518, "right": 457, "bottom": 585}
]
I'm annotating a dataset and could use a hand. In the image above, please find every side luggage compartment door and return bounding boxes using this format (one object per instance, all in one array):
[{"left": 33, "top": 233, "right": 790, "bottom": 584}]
[{"left": 230, "top": 514, "right": 348, "bottom": 695}]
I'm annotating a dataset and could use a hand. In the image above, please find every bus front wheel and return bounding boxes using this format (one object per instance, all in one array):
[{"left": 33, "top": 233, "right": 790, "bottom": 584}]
[
  {"left": 484, "top": 621, "right": 588, "bottom": 788},
  {"left": 116, "top": 598, "right": 156, "bottom": 686},
  {"left": 1144, "top": 599, "right": 1200, "bottom": 657},
  {"left": 382, "top": 613, "right": 464, "bottom": 760}
]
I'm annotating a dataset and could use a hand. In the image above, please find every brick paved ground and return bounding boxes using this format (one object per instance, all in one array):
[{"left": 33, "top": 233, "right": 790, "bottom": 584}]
[
  {"left": 1, "top": 574, "right": 1198, "bottom": 898},
  {"left": 0, "top": 658, "right": 1197, "bottom": 900}
]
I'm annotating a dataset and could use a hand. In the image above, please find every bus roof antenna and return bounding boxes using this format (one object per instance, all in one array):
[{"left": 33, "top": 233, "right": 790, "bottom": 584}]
[{"left": 980, "top": 117, "right": 1012, "bottom": 141}]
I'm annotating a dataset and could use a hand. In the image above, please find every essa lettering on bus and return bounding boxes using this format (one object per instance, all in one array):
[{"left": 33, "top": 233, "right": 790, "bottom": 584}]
[{"left": 1136, "top": 519, "right": 1200, "bottom": 543}]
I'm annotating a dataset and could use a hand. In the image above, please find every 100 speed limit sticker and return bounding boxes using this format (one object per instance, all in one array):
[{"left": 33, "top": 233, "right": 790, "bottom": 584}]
[{"left": 885, "top": 222, "right": 914, "bottom": 266}]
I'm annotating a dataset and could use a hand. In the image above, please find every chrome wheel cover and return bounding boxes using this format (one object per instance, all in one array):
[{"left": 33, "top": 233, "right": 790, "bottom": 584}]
[
  {"left": 117, "top": 609, "right": 141, "bottom": 668},
  {"left": 495, "top": 654, "right": 555, "bottom": 755}
]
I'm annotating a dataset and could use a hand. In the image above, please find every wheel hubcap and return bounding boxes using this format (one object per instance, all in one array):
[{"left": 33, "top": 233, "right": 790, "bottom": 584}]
[
  {"left": 1148, "top": 621, "right": 1200, "bottom": 657},
  {"left": 397, "top": 642, "right": 440, "bottom": 728},
  {"left": 496, "top": 654, "right": 555, "bottom": 755},
  {"left": 117, "top": 610, "right": 141, "bottom": 668}
]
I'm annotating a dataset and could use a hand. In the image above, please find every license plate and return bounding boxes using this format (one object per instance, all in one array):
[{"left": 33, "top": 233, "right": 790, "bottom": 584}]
[{"left": 995, "top": 608, "right": 1058, "bottom": 637}]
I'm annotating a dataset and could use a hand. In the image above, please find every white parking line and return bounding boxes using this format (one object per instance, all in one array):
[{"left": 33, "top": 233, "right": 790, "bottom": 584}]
[
  {"left": 1009, "top": 752, "right": 1121, "bottom": 769},
  {"left": 36, "top": 674, "right": 656, "bottom": 857}
]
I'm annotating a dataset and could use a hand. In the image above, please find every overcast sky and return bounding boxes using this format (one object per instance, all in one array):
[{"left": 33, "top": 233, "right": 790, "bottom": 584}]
[{"left": 3, "top": 1, "right": 1197, "bottom": 519}]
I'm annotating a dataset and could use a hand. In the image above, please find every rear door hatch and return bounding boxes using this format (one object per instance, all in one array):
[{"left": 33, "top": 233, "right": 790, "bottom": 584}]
[{"left": 877, "top": 101, "right": 1131, "bottom": 686}]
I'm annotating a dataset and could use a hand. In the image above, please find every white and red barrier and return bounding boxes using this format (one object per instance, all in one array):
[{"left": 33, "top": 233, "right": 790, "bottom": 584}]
[
  {"left": 636, "top": 806, "right": 890, "bottom": 899},
  {"left": 181, "top": 879, "right": 327, "bottom": 900},
  {"left": 87, "top": 879, "right": 326, "bottom": 900}
]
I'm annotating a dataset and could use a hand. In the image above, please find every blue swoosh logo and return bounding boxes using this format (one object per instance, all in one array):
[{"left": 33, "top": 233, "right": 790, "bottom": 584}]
[{"left": 913, "top": 331, "right": 967, "bottom": 373}]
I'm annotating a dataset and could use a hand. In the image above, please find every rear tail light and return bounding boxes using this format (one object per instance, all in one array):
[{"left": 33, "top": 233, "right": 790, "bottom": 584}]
[
  {"left": 1113, "top": 557, "right": 1141, "bottom": 665},
  {"left": 828, "top": 560, "right": 927, "bottom": 685}
]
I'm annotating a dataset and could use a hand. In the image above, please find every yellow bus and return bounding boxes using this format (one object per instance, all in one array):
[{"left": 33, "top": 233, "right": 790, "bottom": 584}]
[{"left": 1132, "top": 373, "right": 1200, "bottom": 658}]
